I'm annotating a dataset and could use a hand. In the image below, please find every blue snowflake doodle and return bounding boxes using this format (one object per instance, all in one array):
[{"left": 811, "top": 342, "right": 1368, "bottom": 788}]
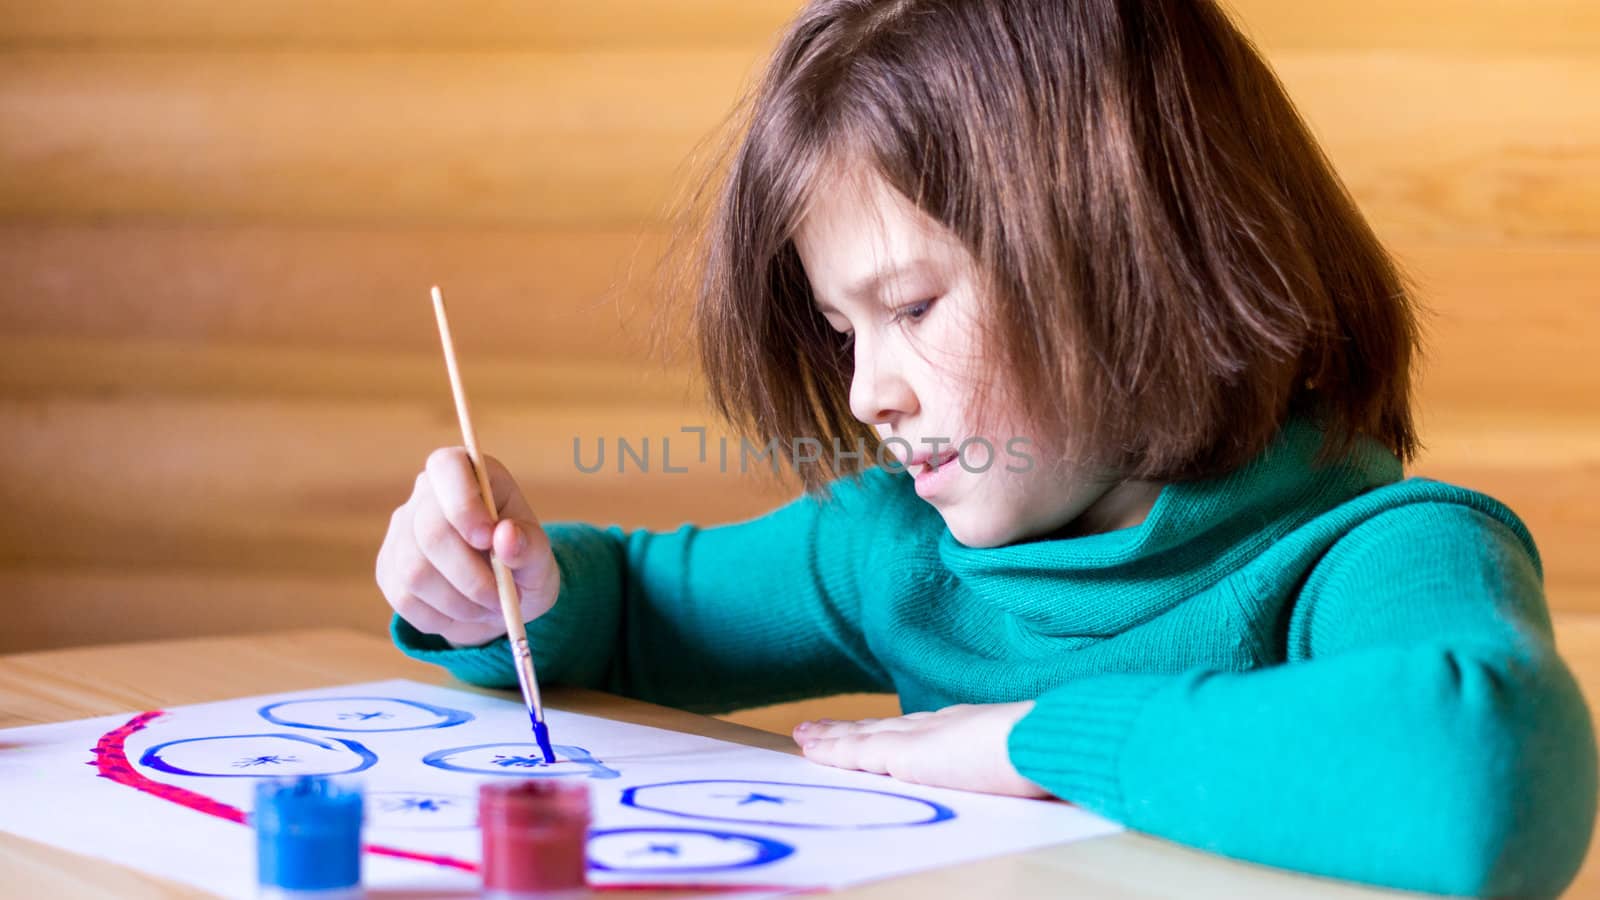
[
  {"left": 717, "top": 792, "right": 790, "bottom": 806},
  {"left": 490, "top": 754, "right": 548, "bottom": 769},
  {"left": 382, "top": 796, "right": 451, "bottom": 813},
  {"left": 232, "top": 754, "right": 299, "bottom": 768},
  {"left": 337, "top": 711, "right": 394, "bottom": 722},
  {"left": 364, "top": 792, "right": 476, "bottom": 831}
]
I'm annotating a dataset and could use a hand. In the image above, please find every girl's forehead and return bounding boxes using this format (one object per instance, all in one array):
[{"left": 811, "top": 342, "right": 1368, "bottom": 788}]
[{"left": 795, "top": 169, "right": 961, "bottom": 265}]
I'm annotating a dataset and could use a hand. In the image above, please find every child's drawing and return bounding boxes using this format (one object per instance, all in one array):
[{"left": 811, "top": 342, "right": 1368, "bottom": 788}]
[
  {"left": 257, "top": 697, "right": 473, "bottom": 732},
  {"left": 365, "top": 791, "right": 477, "bottom": 831},
  {"left": 587, "top": 827, "right": 794, "bottom": 874},
  {"left": 0, "top": 679, "right": 1121, "bottom": 895},
  {"left": 620, "top": 780, "right": 956, "bottom": 829},
  {"left": 420, "top": 742, "right": 621, "bottom": 779},
  {"left": 139, "top": 733, "right": 378, "bottom": 778}
]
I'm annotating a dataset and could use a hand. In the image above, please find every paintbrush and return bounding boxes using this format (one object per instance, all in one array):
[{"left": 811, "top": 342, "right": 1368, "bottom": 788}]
[{"left": 429, "top": 285, "right": 556, "bottom": 764}]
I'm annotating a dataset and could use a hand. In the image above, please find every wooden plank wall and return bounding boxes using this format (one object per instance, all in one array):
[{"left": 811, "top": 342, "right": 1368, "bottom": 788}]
[{"left": 1, "top": 2, "right": 1596, "bottom": 653}]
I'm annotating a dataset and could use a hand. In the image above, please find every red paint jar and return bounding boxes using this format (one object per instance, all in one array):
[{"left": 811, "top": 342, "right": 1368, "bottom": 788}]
[{"left": 479, "top": 779, "right": 591, "bottom": 899}]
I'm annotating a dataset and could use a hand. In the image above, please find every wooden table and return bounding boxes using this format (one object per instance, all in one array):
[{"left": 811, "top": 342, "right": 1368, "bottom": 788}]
[{"left": 0, "top": 627, "right": 1581, "bottom": 899}]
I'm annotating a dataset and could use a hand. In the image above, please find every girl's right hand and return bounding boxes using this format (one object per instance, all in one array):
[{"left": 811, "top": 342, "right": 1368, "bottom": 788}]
[{"left": 376, "top": 448, "right": 562, "bottom": 647}]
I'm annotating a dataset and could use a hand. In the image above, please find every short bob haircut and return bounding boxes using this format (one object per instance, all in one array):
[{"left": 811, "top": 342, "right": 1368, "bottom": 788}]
[{"left": 685, "top": 0, "right": 1422, "bottom": 495}]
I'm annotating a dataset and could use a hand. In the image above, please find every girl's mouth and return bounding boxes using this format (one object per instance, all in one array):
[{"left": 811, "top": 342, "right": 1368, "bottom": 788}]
[
  {"left": 913, "top": 449, "right": 961, "bottom": 497},
  {"left": 918, "top": 449, "right": 959, "bottom": 476}
]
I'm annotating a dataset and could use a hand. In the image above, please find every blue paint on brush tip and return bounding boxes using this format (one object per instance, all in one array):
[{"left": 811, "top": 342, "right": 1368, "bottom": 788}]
[{"left": 532, "top": 717, "right": 556, "bottom": 764}]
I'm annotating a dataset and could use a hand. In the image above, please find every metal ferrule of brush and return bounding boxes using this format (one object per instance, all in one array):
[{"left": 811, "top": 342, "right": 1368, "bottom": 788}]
[{"left": 508, "top": 635, "right": 544, "bottom": 721}]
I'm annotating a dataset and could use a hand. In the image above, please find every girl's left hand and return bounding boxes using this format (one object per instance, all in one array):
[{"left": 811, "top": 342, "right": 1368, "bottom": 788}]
[{"left": 793, "top": 701, "right": 1050, "bottom": 798}]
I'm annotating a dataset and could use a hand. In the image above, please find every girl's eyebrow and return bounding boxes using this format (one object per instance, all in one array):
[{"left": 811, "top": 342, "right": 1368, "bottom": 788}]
[{"left": 815, "top": 260, "right": 933, "bottom": 314}]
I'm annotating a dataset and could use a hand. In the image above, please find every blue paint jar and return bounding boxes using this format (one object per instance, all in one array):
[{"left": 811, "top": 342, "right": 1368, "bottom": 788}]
[{"left": 253, "top": 775, "right": 364, "bottom": 899}]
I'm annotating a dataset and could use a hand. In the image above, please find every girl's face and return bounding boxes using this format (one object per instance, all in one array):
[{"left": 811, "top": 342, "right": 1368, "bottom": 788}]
[{"left": 793, "top": 171, "right": 1162, "bottom": 548}]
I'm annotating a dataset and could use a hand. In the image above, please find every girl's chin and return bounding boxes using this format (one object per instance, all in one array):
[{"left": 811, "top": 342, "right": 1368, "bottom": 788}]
[{"left": 941, "top": 510, "right": 1020, "bottom": 550}]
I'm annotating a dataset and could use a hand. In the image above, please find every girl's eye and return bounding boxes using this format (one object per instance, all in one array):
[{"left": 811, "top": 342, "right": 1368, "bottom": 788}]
[{"left": 891, "top": 297, "right": 938, "bottom": 325}]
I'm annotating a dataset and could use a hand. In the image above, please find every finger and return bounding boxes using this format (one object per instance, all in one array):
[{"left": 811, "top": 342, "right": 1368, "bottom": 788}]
[
  {"left": 797, "top": 716, "right": 916, "bottom": 740},
  {"left": 802, "top": 731, "right": 905, "bottom": 776},
  {"left": 407, "top": 554, "right": 505, "bottom": 625},
  {"left": 377, "top": 509, "right": 471, "bottom": 620},
  {"left": 404, "top": 602, "right": 505, "bottom": 649},
  {"left": 493, "top": 519, "right": 561, "bottom": 620},
  {"left": 375, "top": 504, "right": 412, "bottom": 606},
  {"left": 440, "top": 624, "right": 509, "bottom": 649},
  {"left": 425, "top": 448, "right": 498, "bottom": 550},
  {"left": 794, "top": 718, "right": 866, "bottom": 740},
  {"left": 412, "top": 482, "right": 503, "bottom": 616},
  {"left": 483, "top": 454, "right": 538, "bottom": 523},
  {"left": 392, "top": 591, "right": 470, "bottom": 637},
  {"left": 493, "top": 518, "right": 554, "bottom": 581}
]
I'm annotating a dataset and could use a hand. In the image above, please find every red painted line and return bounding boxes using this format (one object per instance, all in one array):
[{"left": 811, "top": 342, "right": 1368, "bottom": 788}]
[
  {"left": 364, "top": 844, "right": 477, "bottom": 872},
  {"left": 91, "top": 711, "right": 248, "bottom": 825},
  {"left": 591, "top": 884, "right": 818, "bottom": 893}
]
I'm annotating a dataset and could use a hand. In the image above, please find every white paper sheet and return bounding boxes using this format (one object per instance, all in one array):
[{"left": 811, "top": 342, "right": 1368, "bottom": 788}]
[{"left": 0, "top": 678, "right": 1122, "bottom": 897}]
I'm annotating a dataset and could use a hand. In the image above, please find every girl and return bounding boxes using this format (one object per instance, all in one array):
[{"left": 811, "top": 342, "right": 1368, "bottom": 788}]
[{"left": 375, "top": 1, "right": 1596, "bottom": 895}]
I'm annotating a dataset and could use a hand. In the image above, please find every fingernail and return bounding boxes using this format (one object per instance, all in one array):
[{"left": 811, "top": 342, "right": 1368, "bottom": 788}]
[
  {"left": 795, "top": 721, "right": 811, "bottom": 732},
  {"left": 472, "top": 527, "right": 492, "bottom": 548},
  {"left": 511, "top": 527, "right": 527, "bottom": 555},
  {"left": 802, "top": 739, "right": 819, "bottom": 749}
]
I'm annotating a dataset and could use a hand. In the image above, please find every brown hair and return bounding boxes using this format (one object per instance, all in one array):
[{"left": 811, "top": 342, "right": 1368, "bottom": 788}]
[{"left": 676, "top": 0, "right": 1423, "bottom": 495}]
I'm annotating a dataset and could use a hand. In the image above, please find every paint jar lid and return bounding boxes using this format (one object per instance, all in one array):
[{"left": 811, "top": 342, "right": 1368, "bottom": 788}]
[
  {"left": 254, "top": 776, "right": 364, "bottom": 892},
  {"left": 479, "top": 778, "right": 591, "bottom": 829}
]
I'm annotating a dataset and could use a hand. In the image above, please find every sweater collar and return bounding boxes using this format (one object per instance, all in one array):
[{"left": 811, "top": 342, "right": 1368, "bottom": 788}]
[{"left": 934, "top": 414, "right": 1403, "bottom": 635}]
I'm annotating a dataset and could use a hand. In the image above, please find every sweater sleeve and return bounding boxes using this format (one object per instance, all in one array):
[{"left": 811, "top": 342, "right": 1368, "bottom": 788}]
[
  {"left": 391, "top": 467, "right": 899, "bottom": 713},
  {"left": 1006, "top": 501, "right": 1598, "bottom": 899}
]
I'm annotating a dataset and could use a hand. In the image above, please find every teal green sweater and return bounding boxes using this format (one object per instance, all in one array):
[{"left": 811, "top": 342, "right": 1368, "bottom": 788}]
[{"left": 393, "top": 415, "right": 1597, "bottom": 897}]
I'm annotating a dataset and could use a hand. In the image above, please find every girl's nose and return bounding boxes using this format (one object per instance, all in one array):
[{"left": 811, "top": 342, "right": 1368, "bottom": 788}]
[{"left": 849, "top": 346, "right": 917, "bottom": 426}]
